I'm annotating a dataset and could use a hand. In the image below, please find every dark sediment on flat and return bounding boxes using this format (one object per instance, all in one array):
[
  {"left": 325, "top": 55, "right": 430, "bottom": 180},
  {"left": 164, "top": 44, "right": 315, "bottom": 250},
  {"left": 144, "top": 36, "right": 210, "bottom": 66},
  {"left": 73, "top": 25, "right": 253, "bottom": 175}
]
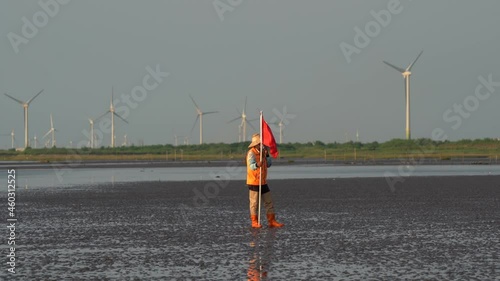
[{"left": 4, "top": 176, "right": 500, "bottom": 280}]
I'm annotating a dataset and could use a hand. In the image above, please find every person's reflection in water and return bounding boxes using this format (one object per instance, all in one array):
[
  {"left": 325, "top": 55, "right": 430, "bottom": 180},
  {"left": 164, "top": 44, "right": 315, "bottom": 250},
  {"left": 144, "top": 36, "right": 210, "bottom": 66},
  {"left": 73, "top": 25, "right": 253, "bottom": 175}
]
[{"left": 247, "top": 229, "right": 277, "bottom": 281}]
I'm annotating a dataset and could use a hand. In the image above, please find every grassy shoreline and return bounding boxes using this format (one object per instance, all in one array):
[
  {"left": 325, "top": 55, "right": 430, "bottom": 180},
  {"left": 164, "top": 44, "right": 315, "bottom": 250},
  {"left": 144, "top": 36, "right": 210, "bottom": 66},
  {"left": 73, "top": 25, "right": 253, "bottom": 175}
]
[{"left": 1, "top": 138, "right": 499, "bottom": 162}]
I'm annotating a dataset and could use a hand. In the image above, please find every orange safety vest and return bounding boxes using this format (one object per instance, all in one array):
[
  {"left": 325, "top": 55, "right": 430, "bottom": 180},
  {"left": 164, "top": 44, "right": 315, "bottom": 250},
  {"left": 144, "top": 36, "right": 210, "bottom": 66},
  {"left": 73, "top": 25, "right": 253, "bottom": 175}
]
[{"left": 246, "top": 147, "right": 268, "bottom": 185}]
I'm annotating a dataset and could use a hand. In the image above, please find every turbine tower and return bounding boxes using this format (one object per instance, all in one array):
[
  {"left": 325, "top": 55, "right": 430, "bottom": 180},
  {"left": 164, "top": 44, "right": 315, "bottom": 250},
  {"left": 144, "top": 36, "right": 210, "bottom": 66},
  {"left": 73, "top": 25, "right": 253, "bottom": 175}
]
[
  {"left": 271, "top": 116, "right": 285, "bottom": 144},
  {"left": 122, "top": 134, "right": 128, "bottom": 146},
  {"left": 88, "top": 118, "right": 95, "bottom": 149},
  {"left": 238, "top": 123, "right": 242, "bottom": 142},
  {"left": 228, "top": 97, "right": 256, "bottom": 142},
  {"left": 33, "top": 134, "right": 38, "bottom": 149},
  {"left": 278, "top": 118, "right": 284, "bottom": 144},
  {"left": 87, "top": 113, "right": 106, "bottom": 149},
  {"left": 189, "top": 95, "right": 218, "bottom": 144},
  {"left": 11, "top": 129, "right": 16, "bottom": 149},
  {"left": 42, "top": 113, "right": 57, "bottom": 147},
  {"left": 97, "top": 87, "right": 128, "bottom": 148},
  {"left": 4, "top": 89, "right": 44, "bottom": 148},
  {"left": 384, "top": 50, "right": 423, "bottom": 140}
]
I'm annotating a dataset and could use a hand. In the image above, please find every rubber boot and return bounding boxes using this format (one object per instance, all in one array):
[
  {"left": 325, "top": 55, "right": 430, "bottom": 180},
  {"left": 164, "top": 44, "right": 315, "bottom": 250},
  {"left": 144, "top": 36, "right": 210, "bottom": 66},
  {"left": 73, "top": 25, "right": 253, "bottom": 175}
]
[
  {"left": 267, "top": 214, "right": 284, "bottom": 228},
  {"left": 251, "top": 215, "right": 262, "bottom": 228}
]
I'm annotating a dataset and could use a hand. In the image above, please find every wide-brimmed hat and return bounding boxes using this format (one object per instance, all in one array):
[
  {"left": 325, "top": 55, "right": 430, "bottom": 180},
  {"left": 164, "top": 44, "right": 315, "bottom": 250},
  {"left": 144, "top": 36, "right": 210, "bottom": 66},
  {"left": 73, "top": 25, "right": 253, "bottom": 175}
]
[{"left": 248, "top": 133, "right": 260, "bottom": 148}]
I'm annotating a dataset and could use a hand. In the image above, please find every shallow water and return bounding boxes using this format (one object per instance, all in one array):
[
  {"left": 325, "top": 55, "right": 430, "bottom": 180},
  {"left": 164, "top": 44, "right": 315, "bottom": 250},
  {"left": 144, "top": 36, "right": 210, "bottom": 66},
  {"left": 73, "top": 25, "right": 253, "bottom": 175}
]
[{"left": 7, "top": 164, "right": 500, "bottom": 189}]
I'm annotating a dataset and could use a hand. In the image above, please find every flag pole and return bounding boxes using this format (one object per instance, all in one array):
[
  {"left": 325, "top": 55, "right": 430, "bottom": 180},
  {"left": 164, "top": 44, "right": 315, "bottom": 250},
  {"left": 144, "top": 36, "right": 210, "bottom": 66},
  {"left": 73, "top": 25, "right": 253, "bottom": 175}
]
[{"left": 258, "top": 111, "right": 263, "bottom": 226}]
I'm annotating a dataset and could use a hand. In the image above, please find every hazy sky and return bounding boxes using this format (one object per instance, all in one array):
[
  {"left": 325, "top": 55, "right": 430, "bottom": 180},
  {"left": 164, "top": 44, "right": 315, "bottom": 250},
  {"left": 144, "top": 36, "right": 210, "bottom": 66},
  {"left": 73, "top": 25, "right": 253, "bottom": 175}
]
[{"left": 1, "top": 0, "right": 500, "bottom": 148}]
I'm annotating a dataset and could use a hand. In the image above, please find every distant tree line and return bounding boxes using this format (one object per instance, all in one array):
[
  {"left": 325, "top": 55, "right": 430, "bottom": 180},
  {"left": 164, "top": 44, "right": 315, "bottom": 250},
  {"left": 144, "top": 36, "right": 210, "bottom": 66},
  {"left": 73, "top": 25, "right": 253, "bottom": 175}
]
[{"left": 1, "top": 138, "right": 498, "bottom": 157}]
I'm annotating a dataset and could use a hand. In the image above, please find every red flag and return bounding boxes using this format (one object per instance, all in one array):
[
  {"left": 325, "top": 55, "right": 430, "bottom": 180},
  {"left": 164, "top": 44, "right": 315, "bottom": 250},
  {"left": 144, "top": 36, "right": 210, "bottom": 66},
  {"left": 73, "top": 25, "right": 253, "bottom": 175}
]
[{"left": 261, "top": 115, "right": 279, "bottom": 158}]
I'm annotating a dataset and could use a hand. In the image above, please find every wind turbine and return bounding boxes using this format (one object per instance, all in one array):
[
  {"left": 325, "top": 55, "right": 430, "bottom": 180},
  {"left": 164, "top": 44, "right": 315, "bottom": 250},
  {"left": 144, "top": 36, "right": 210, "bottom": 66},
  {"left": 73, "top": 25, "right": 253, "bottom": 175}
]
[
  {"left": 88, "top": 118, "right": 96, "bottom": 149},
  {"left": 384, "top": 50, "right": 423, "bottom": 140},
  {"left": 278, "top": 118, "right": 284, "bottom": 144},
  {"left": 87, "top": 113, "right": 106, "bottom": 148},
  {"left": 189, "top": 95, "right": 218, "bottom": 144},
  {"left": 11, "top": 129, "right": 16, "bottom": 149},
  {"left": 270, "top": 116, "right": 285, "bottom": 144},
  {"left": 97, "top": 87, "right": 128, "bottom": 148},
  {"left": 33, "top": 134, "right": 39, "bottom": 149},
  {"left": 42, "top": 113, "right": 57, "bottom": 147},
  {"left": 174, "top": 135, "right": 189, "bottom": 145},
  {"left": 4, "top": 89, "right": 44, "bottom": 148},
  {"left": 171, "top": 129, "right": 179, "bottom": 146},
  {"left": 87, "top": 115, "right": 105, "bottom": 149},
  {"left": 228, "top": 97, "right": 256, "bottom": 142},
  {"left": 0, "top": 130, "right": 15, "bottom": 149},
  {"left": 238, "top": 123, "right": 242, "bottom": 142}
]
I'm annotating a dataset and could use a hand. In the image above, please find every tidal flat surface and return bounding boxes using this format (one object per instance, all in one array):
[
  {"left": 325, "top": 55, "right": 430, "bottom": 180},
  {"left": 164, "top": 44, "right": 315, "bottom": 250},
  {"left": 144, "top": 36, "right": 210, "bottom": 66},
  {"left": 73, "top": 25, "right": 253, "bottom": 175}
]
[{"left": 2, "top": 176, "right": 499, "bottom": 280}]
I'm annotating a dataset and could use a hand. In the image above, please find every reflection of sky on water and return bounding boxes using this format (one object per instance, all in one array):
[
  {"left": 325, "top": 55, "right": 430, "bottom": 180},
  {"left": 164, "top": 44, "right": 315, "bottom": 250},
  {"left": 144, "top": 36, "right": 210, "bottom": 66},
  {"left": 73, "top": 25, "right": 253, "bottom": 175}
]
[{"left": 6, "top": 164, "right": 500, "bottom": 189}]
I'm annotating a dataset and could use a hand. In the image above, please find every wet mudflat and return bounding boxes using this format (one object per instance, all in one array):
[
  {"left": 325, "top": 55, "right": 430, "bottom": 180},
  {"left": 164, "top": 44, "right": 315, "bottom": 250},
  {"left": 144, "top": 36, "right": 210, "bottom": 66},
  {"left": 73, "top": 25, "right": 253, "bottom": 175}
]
[{"left": 4, "top": 176, "right": 500, "bottom": 280}]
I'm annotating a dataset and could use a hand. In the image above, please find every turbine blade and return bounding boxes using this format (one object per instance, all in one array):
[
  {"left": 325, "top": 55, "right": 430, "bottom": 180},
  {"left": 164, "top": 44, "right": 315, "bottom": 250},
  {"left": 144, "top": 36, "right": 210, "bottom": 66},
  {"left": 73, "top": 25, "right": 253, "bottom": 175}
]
[
  {"left": 111, "top": 86, "right": 114, "bottom": 106},
  {"left": 202, "top": 111, "right": 218, "bottom": 115},
  {"left": 190, "top": 115, "right": 199, "bottom": 134},
  {"left": 43, "top": 130, "right": 51, "bottom": 139},
  {"left": 244, "top": 96, "right": 247, "bottom": 114},
  {"left": 4, "top": 93, "right": 25, "bottom": 105},
  {"left": 269, "top": 120, "right": 279, "bottom": 126},
  {"left": 50, "top": 114, "right": 54, "bottom": 128},
  {"left": 246, "top": 119, "right": 257, "bottom": 131},
  {"left": 228, "top": 116, "right": 241, "bottom": 123},
  {"left": 406, "top": 50, "right": 423, "bottom": 71},
  {"left": 113, "top": 112, "right": 128, "bottom": 124},
  {"left": 383, "top": 61, "right": 405, "bottom": 73},
  {"left": 95, "top": 111, "right": 110, "bottom": 121},
  {"left": 26, "top": 89, "right": 44, "bottom": 105},
  {"left": 189, "top": 95, "right": 201, "bottom": 112}
]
